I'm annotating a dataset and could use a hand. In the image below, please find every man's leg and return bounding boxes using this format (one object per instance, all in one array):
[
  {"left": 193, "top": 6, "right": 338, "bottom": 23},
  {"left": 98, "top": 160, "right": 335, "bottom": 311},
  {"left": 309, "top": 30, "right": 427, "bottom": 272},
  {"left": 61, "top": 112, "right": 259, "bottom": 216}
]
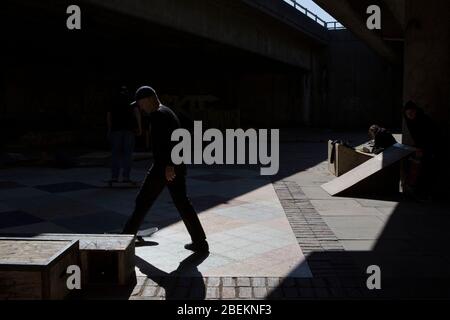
[
  {"left": 110, "top": 131, "right": 122, "bottom": 181},
  {"left": 168, "top": 170, "right": 206, "bottom": 244},
  {"left": 122, "top": 168, "right": 166, "bottom": 235},
  {"left": 122, "top": 131, "right": 136, "bottom": 181}
]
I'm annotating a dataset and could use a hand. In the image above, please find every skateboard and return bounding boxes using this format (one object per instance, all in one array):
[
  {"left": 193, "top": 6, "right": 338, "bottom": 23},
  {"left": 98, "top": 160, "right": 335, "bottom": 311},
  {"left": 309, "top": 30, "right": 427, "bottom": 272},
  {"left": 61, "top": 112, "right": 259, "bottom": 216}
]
[
  {"left": 136, "top": 227, "right": 159, "bottom": 243},
  {"left": 104, "top": 227, "right": 158, "bottom": 243},
  {"left": 137, "top": 227, "right": 159, "bottom": 237},
  {"left": 103, "top": 180, "right": 141, "bottom": 188}
]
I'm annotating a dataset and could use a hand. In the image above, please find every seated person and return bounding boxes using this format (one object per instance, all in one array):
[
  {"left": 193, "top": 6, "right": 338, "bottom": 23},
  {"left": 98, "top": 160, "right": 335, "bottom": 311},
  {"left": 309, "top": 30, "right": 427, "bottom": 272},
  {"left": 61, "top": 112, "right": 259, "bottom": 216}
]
[
  {"left": 403, "top": 101, "right": 440, "bottom": 198},
  {"left": 366, "top": 124, "right": 397, "bottom": 154}
]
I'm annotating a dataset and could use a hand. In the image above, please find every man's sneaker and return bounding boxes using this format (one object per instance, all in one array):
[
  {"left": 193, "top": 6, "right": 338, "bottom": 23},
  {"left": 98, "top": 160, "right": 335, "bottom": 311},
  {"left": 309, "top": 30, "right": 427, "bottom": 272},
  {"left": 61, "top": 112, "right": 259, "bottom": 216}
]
[{"left": 184, "top": 240, "right": 209, "bottom": 252}]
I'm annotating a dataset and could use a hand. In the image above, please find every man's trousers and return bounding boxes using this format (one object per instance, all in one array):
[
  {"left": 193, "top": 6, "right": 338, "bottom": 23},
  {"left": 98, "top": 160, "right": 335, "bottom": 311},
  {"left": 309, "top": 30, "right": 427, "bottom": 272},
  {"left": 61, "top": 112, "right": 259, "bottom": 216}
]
[{"left": 122, "top": 165, "right": 206, "bottom": 243}]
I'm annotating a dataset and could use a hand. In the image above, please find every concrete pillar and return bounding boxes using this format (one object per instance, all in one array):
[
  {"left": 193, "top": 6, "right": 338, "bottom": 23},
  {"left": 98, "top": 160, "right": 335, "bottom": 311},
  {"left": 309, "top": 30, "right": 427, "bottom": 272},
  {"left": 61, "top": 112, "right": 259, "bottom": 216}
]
[
  {"left": 403, "top": 0, "right": 450, "bottom": 142},
  {"left": 403, "top": 0, "right": 450, "bottom": 188}
]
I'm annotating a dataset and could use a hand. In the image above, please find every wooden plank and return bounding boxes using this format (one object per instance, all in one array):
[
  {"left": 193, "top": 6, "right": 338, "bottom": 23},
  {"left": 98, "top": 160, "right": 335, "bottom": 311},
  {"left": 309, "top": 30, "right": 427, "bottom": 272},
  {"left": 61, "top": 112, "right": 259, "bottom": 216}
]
[
  {"left": 118, "top": 244, "right": 136, "bottom": 285},
  {"left": 0, "top": 239, "right": 78, "bottom": 269},
  {"left": 10, "top": 234, "right": 134, "bottom": 251},
  {"left": 322, "top": 143, "right": 415, "bottom": 196},
  {"left": 0, "top": 240, "right": 68, "bottom": 266},
  {"left": 47, "top": 245, "right": 80, "bottom": 300},
  {"left": 0, "top": 270, "right": 43, "bottom": 300},
  {"left": 328, "top": 141, "right": 374, "bottom": 177},
  {"left": 0, "top": 234, "right": 135, "bottom": 287},
  {"left": 335, "top": 144, "right": 373, "bottom": 176}
]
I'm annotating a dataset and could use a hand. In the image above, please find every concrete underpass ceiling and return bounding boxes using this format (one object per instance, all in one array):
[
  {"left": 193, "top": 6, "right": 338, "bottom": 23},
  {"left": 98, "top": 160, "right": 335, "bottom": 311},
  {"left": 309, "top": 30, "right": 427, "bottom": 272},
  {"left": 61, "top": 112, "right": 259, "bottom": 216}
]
[
  {"left": 2, "top": 0, "right": 306, "bottom": 75},
  {"left": 4, "top": 0, "right": 318, "bottom": 72},
  {"left": 314, "top": 0, "right": 405, "bottom": 63}
]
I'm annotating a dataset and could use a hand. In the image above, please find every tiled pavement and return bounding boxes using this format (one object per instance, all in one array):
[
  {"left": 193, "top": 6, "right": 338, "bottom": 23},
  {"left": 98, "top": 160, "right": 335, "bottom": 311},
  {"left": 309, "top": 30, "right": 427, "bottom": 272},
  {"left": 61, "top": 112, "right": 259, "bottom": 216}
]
[
  {"left": 273, "top": 139, "right": 450, "bottom": 299},
  {"left": 0, "top": 165, "right": 311, "bottom": 279},
  {"left": 272, "top": 180, "right": 344, "bottom": 256},
  {"left": 123, "top": 275, "right": 372, "bottom": 300},
  {"left": 2, "top": 132, "right": 450, "bottom": 299},
  {"left": 1, "top": 160, "right": 314, "bottom": 300},
  {"left": 132, "top": 176, "right": 311, "bottom": 279}
]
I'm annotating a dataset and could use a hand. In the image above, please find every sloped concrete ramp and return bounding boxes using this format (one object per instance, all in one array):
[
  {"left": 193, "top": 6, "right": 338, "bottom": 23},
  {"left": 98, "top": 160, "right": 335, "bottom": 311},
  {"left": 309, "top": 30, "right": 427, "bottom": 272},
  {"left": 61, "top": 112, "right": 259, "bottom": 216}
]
[{"left": 321, "top": 143, "right": 415, "bottom": 196}]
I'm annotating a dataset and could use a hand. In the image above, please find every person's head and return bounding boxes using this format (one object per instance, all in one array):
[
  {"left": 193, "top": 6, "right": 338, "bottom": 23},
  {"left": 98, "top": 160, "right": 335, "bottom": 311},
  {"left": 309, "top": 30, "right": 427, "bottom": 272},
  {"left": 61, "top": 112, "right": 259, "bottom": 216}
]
[
  {"left": 118, "top": 85, "right": 130, "bottom": 103},
  {"left": 403, "top": 101, "right": 419, "bottom": 120},
  {"left": 119, "top": 85, "right": 129, "bottom": 98},
  {"left": 368, "top": 124, "right": 381, "bottom": 140},
  {"left": 135, "top": 86, "right": 160, "bottom": 114}
]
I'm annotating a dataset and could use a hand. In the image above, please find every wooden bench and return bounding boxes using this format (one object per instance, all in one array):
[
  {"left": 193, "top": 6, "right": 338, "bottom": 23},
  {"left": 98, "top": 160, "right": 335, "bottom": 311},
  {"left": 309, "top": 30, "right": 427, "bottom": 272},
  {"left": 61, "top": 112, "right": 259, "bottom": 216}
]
[
  {"left": 328, "top": 140, "right": 374, "bottom": 177},
  {"left": 0, "top": 234, "right": 135, "bottom": 289},
  {"left": 0, "top": 239, "right": 79, "bottom": 300}
]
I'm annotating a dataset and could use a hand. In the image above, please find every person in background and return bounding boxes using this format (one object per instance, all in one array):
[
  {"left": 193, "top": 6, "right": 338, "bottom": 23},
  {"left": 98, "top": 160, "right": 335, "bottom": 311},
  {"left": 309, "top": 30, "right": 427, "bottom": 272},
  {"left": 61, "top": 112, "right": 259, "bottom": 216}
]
[
  {"left": 368, "top": 124, "right": 397, "bottom": 154},
  {"left": 403, "top": 101, "right": 439, "bottom": 198},
  {"left": 107, "top": 86, "right": 142, "bottom": 183}
]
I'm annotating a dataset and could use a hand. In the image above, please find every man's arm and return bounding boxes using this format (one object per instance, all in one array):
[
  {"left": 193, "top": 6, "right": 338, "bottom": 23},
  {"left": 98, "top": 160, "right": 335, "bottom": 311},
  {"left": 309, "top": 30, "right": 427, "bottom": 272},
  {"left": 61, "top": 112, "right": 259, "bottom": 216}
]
[
  {"left": 151, "top": 114, "right": 176, "bottom": 181},
  {"left": 165, "top": 165, "right": 176, "bottom": 182},
  {"left": 151, "top": 114, "right": 174, "bottom": 165}
]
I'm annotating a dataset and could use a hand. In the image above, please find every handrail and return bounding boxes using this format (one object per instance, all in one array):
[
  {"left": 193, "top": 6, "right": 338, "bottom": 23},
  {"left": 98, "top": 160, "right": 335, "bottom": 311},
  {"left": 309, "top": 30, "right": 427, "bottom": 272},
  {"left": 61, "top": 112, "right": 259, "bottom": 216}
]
[
  {"left": 284, "top": 0, "right": 345, "bottom": 30},
  {"left": 325, "top": 21, "right": 346, "bottom": 30}
]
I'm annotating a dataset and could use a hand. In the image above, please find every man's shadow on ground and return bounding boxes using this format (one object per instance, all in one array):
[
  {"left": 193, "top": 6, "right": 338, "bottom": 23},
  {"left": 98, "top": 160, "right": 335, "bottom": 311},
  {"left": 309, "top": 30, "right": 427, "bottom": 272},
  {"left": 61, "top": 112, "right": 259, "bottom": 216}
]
[
  {"left": 135, "top": 251, "right": 210, "bottom": 300},
  {"left": 135, "top": 240, "right": 159, "bottom": 247}
]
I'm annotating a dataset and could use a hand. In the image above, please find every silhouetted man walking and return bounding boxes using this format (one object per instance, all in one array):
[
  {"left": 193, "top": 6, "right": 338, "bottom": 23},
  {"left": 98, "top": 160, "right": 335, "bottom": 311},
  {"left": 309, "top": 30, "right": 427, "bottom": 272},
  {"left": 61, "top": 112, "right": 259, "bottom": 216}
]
[{"left": 122, "top": 86, "right": 208, "bottom": 252}]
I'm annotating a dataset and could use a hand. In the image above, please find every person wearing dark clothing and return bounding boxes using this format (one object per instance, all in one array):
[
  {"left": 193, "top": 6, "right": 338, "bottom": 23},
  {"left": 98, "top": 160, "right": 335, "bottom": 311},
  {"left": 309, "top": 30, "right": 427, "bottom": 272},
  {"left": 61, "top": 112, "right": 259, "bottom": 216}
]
[
  {"left": 403, "top": 101, "right": 438, "bottom": 154},
  {"left": 148, "top": 105, "right": 183, "bottom": 168},
  {"left": 368, "top": 125, "right": 397, "bottom": 154},
  {"left": 403, "top": 101, "right": 439, "bottom": 197},
  {"left": 122, "top": 86, "right": 208, "bottom": 253},
  {"left": 107, "top": 86, "right": 142, "bottom": 182}
]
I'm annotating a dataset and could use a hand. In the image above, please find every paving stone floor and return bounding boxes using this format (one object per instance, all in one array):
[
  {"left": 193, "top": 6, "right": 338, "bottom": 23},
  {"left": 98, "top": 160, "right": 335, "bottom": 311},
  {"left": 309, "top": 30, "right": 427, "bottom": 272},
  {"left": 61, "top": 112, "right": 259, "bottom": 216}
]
[{"left": 2, "top": 131, "right": 450, "bottom": 299}]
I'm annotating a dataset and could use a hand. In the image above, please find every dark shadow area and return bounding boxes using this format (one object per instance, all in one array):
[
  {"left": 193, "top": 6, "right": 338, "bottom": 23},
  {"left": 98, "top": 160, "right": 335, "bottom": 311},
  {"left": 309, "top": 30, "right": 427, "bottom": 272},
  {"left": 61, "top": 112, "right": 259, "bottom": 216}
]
[
  {"left": 70, "top": 283, "right": 137, "bottom": 300},
  {"left": 268, "top": 128, "right": 450, "bottom": 299},
  {"left": 135, "top": 252, "right": 210, "bottom": 300},
  {"left": 135, "top": 240, "right": 159, "bottom": 248},
  {"left": 71, "top": 251, "right": 209, "bottom": 299},
  {"left": 69, "top": 275, "right": 138, "bottom": 300},
  {"left": 268, "top": 181, "right": 450, "bottom": 299}
]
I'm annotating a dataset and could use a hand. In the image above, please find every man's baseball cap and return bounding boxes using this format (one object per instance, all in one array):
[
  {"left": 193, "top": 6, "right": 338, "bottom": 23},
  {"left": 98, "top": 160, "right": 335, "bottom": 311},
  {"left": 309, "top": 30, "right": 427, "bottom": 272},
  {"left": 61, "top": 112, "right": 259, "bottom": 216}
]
[{"left": 134, "top": 86, "right": 156, "bottom": 102}]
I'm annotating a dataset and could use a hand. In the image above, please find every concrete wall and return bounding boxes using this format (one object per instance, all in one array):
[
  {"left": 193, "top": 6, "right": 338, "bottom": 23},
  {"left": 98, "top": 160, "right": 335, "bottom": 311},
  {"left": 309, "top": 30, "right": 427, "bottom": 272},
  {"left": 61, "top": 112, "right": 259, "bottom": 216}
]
[
  {"left": 0, "top": 0, "right": 320, "bottom": 144},
  {"left": 403, "top": 0, "right": 450, "bottom": 143},
  {"left": 0, "top": 0, "right": 405, "bottom": 149},
  {"left": 236, "top": 71, "right": 306, "bottom": 128},
  {"left": 401, "top": 0, "right": 450, "bottom": 189},
  {"left": 83, "top": 0, "right": 328, "bottom": 70},
  {"left": 321, "top": 30, "right": 403, "bottom": 130},
  {"left": 0, "top": 58, "right": 310, "bottom": 137}
]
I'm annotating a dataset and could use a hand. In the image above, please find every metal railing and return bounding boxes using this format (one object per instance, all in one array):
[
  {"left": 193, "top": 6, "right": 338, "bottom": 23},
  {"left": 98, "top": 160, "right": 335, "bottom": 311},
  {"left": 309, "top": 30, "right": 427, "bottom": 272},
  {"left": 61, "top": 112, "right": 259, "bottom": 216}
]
[
  {"left": 284, "top": 0, "right": 345, "bottom": 30},
  {"left": 325, "top": 21, "right": 346, "bottom": 30}
]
